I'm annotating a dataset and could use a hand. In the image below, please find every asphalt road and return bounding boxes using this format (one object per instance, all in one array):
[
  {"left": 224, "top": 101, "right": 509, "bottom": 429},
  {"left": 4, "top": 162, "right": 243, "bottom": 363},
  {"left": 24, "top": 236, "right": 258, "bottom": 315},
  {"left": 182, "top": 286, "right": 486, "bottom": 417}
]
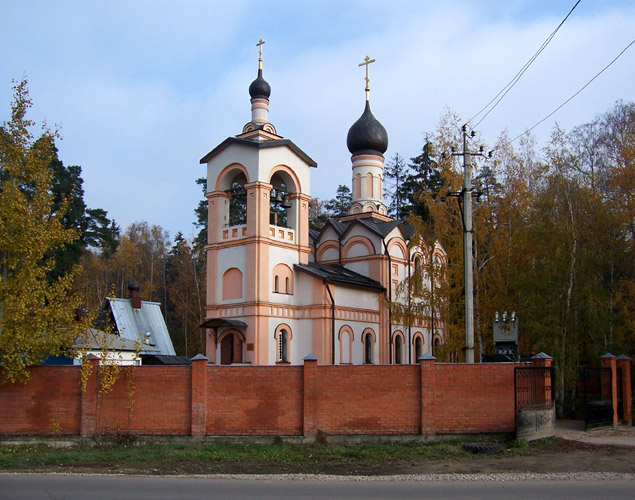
[{"left": 1, "top": 474, "right": 634, "bottom": 500}]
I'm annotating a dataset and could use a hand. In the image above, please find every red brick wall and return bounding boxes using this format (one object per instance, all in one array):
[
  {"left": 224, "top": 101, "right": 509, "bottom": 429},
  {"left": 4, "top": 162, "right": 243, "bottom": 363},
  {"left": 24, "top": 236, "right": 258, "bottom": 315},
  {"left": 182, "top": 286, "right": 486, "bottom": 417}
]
[
  {"left": 434, "top": 363, "right": 516, "bottom": 433},
  {"left": 0, "top": 359, "right": 532, "bottom": 438},
  {"left": 316, "top": 365, "right": 420, "bottom": 434},
  {"left": 206, "top": 366, "right": 303, "bottom": 435},
  {"left": 96, "top": 366, "right": 191, "bottom": 435},
  {"left": 0, "top": 367, "right": 81, "bottom": 435}
]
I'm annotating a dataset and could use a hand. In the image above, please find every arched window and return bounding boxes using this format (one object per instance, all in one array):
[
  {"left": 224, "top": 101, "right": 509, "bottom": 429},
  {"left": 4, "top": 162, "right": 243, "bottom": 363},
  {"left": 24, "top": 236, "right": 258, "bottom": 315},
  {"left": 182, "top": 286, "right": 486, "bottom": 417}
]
[
  {"left": 413, "top": 255, "right": 423, "bottom": 295},
  {"left": 338, "top": 326, "right": 353, "bottom": 364},
  {"left": 414, "top": 336, "right": 423, "bottom": 362},
  {"left": 278, "top": 329, "right": 288, "bottom": 363},
  {"left": 395, "top": 335, "right": 403, "bottom": 364},
  {"left": 364, "top": 332, "right": 374, "bottom": 364},
  {"left": 227, "top": 177, "right": 247, "bottom": 226},
  {"left": 272, "top": 263, "right": 294, "bottom": 295}
]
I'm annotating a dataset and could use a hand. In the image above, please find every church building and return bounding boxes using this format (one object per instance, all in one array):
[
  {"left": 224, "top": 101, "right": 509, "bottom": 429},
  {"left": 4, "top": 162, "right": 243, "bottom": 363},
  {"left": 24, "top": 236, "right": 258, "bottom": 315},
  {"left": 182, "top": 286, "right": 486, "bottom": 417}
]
[{"left": 200, "top": 43, "right": 446, "bottom": 366}]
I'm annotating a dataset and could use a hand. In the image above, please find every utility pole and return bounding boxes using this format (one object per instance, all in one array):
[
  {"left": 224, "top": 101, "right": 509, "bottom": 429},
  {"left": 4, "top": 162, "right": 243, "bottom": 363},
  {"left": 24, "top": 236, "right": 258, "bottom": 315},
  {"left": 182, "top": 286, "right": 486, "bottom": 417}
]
[{"left": 448, "top": 125, "right": 487, "bottom": 363}]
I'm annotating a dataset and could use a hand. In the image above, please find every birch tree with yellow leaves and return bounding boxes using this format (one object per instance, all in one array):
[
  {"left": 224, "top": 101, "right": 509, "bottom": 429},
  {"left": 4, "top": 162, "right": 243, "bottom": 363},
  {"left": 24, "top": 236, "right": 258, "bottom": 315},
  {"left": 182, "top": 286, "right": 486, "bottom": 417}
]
[{"left": 0, "top": 79, "right": 86, "bottom": 382}]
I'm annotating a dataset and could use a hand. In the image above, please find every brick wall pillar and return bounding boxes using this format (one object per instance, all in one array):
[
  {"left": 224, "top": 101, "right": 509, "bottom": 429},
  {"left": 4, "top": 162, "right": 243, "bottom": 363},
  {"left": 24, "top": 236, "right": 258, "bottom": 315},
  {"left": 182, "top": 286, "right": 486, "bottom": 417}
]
[
  {"left": 190, "top": 354, "right": 208, "bottom": 437},
  {"left": 419, "top": 354, "right": 436, "bottom": 435},
  {"left": 531, "top": 352, "right": 553, "bottom": 407},
  {"left": 303, "top": 354, "right": 318, "bottom": 437},
  {"left": 617, "top": 355, "right": 632, "bottom": 426},
  {"left": 80, "top": 355, "right": 99, "bottom": 439},
  {"left": 600, "top": 353, "right": 619, "bottom": 427}
]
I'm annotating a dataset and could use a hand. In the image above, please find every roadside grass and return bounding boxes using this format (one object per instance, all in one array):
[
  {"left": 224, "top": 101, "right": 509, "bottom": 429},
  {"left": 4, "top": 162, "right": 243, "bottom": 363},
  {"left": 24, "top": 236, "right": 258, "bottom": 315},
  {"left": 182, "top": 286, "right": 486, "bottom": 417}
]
[{"left": 0, "top": 439, "right": 540, "bottom": 469}]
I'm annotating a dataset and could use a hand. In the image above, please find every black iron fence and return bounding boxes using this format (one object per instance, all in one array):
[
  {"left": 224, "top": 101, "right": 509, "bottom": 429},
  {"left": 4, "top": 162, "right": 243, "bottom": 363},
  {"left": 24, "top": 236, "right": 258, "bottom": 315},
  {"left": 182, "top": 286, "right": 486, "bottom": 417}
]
[
  {"left": 515, "top": 366, "right": 554, "bottom": 411},
  {"left": 582, "top": 367, "right": 613, "bottom": 430}
]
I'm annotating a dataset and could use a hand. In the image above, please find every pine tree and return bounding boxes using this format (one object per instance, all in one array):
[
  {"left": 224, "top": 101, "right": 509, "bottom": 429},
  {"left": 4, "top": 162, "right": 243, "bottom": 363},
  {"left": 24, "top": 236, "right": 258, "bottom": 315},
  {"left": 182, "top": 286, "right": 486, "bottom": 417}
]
[
  {"left": 383, "top": 153, "right": 410, "bottom": 219},
  {"left": 325, "top": 185, "right": 352, "bottom": 219},
  {"left": 402, "top": 140, "right": 443, "bottom": 222}
]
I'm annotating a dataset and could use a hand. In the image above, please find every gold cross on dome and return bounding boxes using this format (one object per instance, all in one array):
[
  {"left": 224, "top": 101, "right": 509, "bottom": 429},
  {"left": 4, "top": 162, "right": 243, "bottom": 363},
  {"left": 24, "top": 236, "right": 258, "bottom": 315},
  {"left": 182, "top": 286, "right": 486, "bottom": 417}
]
[
  {"left": 257, "top": 38, "right": 265, "bottom": 69},
  {"left": 358, "top": 55, "right": 375, "bottom": 99}
]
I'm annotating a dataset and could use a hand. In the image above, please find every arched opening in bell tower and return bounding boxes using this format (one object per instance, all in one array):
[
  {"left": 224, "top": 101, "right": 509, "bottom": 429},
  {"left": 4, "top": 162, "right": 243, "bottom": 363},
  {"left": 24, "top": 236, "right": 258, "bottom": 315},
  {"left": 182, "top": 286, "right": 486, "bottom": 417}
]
[{"left": 269, "top": 168, "right": 300, "bottom": 233}]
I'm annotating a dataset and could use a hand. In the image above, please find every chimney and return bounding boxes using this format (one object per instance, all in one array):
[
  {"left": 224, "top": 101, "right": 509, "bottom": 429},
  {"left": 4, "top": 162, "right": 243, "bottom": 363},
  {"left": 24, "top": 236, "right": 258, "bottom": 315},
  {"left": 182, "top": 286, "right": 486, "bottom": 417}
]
[{"left": 128, "top": 281, "right": 141, "bottom": 309}]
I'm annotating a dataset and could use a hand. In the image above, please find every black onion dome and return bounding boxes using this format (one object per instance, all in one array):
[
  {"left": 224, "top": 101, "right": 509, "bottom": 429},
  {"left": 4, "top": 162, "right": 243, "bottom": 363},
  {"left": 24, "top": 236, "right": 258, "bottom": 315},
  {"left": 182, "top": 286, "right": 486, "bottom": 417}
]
[
  {"left": 346, "top": 101, "right": 388, "bottom": 156},
  {"left": 249, "top": 69, "right": 271, "bottom": 99}
]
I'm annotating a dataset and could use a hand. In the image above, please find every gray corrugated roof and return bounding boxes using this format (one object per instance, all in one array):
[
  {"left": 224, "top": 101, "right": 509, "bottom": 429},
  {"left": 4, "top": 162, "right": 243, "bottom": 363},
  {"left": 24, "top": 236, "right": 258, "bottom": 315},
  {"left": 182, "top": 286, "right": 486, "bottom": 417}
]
[
  {"left": 107, "top": 298, "right": 176, "bottom": 356},
  {"left": 295, "top": 262, "right": 385, "bottom": 291}
]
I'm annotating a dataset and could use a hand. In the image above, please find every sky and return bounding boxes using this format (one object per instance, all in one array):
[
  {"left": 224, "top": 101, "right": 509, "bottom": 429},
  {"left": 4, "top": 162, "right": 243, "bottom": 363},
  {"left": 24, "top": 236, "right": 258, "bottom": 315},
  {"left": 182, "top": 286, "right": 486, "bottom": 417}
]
[{"left": 1, "top": 0, "right": 633, "bottom": 241}]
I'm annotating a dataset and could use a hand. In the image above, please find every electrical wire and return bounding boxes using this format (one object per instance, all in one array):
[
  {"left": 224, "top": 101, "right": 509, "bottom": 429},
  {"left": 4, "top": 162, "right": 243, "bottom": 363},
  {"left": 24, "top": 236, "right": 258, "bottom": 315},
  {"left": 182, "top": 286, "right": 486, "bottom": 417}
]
[
  {"left": 511, "top": 38, "right": 635, "bottom": 143},
  {"left": 467, "top": 0, "right": 581, "bottom": 130}
]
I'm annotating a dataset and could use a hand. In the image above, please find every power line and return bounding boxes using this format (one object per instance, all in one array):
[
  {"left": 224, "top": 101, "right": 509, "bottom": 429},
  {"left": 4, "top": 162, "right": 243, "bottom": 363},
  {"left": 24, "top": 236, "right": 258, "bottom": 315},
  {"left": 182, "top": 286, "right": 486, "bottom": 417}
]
[
  {"left": 468, "top": 0, "right": 581, "bottom": 130},
  {"left": 511, "top": 38, "right": 635, "bottom": 143}
]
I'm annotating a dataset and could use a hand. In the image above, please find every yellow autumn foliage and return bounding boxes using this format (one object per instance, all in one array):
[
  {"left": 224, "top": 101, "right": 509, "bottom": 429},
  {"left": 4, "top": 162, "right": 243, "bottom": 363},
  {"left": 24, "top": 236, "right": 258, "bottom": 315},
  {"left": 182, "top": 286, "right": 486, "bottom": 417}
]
[{"left": 0, "top": 79, "right": 87, "bottom": 383}]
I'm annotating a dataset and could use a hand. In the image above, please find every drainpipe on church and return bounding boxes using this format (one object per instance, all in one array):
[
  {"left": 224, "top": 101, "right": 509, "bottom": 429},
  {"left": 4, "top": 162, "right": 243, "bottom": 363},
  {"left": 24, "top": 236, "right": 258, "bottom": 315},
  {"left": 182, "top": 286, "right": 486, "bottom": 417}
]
[
  {"left": 407, "top": 249, "right": 412, "bottom": 364},
  {"left": 324, "top": 279, "right": 336, "bottom": 365},
  {"left": 382, "top": 239, "right": 392, "bottom": 364}
]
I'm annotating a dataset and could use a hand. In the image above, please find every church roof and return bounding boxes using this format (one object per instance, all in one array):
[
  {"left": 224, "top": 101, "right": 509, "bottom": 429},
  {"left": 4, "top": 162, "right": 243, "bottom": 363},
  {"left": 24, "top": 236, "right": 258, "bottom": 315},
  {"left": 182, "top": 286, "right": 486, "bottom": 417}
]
[
  {"left": 346, "top": 101, "right": 388, "bottom": 156},
  {"left": 199, "top": 136, "right": 317, "bottom": 166},
  {"left": 313, "top": 215, "right": 412, "bottom": 244},
  {"left": 249, "top": 68, "right": 271, "bottom": 100},
  {"left": 295, "top": 262, "right": 385, "bottom": 291}
]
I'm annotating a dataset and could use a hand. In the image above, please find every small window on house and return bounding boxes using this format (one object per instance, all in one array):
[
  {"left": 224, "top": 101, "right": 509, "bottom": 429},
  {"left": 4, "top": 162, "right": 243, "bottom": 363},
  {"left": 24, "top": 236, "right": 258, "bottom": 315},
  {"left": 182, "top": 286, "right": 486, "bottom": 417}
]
[
  {"left": 364, "top": 334, "right": 373, "bottom": 364},
  {"left": 395, "top": 335, "right": 402, "bottom": 364},
  {"left": 274, "top": 275, "right": 280, "bottom": 293},
  {"left": 285, "top": 277, "right": 290, "bottom": 294},
  {"left": 278, "top": 329, "right": 288, "bottom": 363}
]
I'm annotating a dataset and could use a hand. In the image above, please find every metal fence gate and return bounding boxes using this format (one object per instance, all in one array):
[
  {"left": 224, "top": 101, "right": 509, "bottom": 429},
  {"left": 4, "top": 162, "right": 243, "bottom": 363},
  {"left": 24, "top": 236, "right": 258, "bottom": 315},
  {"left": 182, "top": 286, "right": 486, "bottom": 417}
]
[
  {"left": 515, "top": 366, "right": 555, "bottom": 441},
  {"left": 582, "top": 367, "right": 613, "bottom": 430}
]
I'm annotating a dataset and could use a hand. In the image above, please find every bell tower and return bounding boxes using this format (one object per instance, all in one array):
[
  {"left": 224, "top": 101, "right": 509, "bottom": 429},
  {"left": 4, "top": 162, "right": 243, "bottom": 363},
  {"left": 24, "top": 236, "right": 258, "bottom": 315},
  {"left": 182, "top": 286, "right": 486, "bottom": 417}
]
[{"left": 200, "top": 40, "right": 316, "bottom": 365}]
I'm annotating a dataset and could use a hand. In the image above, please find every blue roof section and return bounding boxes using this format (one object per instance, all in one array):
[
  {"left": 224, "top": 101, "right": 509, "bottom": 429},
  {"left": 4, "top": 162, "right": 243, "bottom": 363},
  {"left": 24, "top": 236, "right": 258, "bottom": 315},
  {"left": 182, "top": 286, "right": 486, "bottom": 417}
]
[{"left": 107, "top": 298, "right": 176, "bottom": 356}]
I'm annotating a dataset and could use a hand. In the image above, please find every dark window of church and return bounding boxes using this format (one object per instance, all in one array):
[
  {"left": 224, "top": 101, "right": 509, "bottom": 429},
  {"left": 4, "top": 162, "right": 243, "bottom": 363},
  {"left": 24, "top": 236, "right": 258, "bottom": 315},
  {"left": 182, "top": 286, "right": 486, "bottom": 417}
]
[
  {"left": 364, "top": 334, "right": 373, "bottom": 364},
  {"left": 395, "top": 336, "right": 402, "bottom": 364},
  {"left": 415, "top": 337, "right": 422, "bottom": 362},
  {"left": 274, "top": 275, "right": 279, "bottom": 293},
  {"left": 285, "top": 277, "right": 290, "bottom": 294},
  {"left": 278, "top": 329, "right": 288, "bottom": 362}
]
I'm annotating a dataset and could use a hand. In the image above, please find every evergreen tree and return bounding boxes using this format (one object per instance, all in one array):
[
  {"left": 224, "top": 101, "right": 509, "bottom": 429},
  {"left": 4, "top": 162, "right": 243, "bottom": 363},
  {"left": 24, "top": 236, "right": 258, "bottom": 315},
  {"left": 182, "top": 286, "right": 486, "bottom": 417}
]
[
  {"left": 401, "top": 140, "right": 443, "bottom": 221},
  {"left": 193, "top": 177, "right": 207, "bottom": 250},
  {"left": 383, "top": 153, "right": 410, "bottom": 219},
  {"left": 45, "top": 145, "right": 119, "bottom": 278},
  {"left": 326, "top": 185, "right": 352, "bottom": 219}
]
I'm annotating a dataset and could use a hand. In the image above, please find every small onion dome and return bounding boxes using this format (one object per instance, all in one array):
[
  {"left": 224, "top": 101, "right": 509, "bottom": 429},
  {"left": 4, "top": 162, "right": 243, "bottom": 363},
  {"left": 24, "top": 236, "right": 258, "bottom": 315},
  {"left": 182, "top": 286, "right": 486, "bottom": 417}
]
[
  {"left": 127, "top": 281, "right": 140, "bottom": 292},
  {"left": 346, "top": 101, "right": 388, "bottom": 156},
  {"left": 249, "top": 68, "right": 271, "bottom": 100}
]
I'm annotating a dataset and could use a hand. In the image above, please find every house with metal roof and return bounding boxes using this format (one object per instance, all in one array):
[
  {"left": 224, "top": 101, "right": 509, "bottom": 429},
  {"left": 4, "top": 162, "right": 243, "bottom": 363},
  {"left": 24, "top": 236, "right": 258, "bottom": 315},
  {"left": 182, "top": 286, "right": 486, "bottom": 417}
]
[{"left": 105, "top": 282, "right": 176, "bottom": 356}]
